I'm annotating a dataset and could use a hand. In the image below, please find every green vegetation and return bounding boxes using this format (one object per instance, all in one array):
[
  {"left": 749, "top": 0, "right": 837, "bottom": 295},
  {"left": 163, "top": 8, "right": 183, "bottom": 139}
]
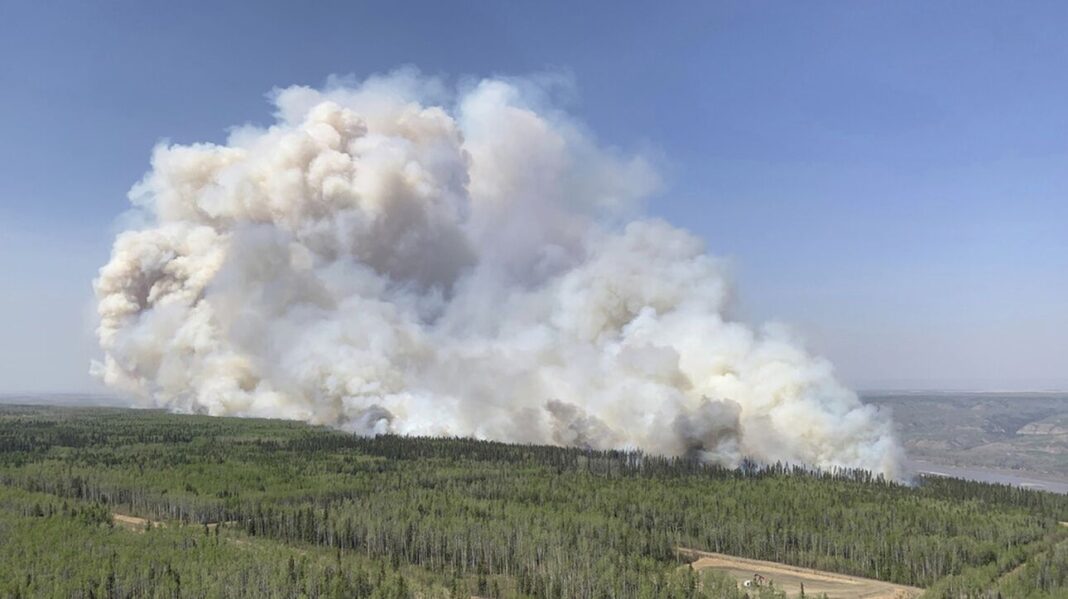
[{"left": 0, "top": 405, "right": 1065, "bottom": 598}]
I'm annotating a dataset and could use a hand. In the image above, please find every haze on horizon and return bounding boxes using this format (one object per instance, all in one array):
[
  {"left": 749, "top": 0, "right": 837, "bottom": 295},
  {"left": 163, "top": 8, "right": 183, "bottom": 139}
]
[{"left": 1, "top": 1, "right": 1067, "bottom": 395}]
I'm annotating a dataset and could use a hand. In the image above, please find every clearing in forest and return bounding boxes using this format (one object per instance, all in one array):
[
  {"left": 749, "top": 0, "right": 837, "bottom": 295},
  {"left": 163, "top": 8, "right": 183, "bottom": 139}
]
[
  {"left": 679, "top": 548, "right": 923, "bottom": 599},
  {"left": 112, "top": 513, "right": 233, "bottom": 532},
  {"left": 112, "top": 513, "right": 163, "bottom": 532}
]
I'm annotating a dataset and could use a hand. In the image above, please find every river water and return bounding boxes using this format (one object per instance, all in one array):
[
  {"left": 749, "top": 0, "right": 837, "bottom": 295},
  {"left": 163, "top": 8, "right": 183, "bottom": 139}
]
[{"left": 908, "top": 459, "right": 1068, "bottom": 494}]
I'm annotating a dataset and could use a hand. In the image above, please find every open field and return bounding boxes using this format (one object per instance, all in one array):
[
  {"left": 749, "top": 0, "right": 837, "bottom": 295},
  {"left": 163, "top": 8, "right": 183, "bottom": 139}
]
[{"left": 681, "top": 548, "right": 922, "bottom": 598}]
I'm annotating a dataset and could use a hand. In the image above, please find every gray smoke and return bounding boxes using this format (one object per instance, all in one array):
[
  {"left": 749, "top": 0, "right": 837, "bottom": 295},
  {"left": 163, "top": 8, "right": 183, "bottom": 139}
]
[{"left": 92, "top": 69, "right": 903, "bottom": 477}]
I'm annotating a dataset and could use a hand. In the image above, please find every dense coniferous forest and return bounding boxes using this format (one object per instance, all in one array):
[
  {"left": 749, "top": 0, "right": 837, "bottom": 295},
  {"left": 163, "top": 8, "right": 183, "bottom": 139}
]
[{"left": 0, "top": 406, "right": 1065, "bottom": 598}]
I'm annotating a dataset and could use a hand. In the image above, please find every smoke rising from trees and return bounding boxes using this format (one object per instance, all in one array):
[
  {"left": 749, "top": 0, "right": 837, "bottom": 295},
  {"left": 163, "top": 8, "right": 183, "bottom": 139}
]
[{"left": 93, "top": 70, "right": 902, "bottom": 477}]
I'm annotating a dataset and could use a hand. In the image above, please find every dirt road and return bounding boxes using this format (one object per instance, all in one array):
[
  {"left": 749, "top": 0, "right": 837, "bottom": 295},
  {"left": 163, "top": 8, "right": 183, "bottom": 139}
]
[
  {"left": 107, "top": 515, "right": 924, "bottom": 597},
  {"left": 679, "top": 548, "right": 922, "bottom": 599},
  {"left": 111, "top": 513, "right": 234, "bottom": 532},
  {"left": 111, "top": 513, "right": 163, "bottom": 531}
]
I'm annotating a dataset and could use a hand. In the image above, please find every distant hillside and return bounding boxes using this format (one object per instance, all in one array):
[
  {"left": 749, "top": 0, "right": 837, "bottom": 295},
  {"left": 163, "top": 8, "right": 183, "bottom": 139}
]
[{"left": 863, "top": 392, "right": 1068, "bottom": 480}]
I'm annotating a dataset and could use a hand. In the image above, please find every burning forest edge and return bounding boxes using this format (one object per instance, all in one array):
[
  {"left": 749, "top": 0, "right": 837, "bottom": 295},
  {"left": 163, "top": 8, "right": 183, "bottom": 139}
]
[{"left": 93, "top": 69, "right": 901, "bottom": 479}]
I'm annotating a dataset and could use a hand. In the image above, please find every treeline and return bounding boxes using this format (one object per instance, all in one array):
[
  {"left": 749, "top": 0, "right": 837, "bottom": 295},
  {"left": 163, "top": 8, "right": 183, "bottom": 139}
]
[
  {"left": 0, "top": 405, "right": 1065, "bottom": 598},
  {"left": 0, "top": 484, "right": 776, "bottom": 599},
  {"left": 0, "top": 486, "right": 429, "bottom": 598}
]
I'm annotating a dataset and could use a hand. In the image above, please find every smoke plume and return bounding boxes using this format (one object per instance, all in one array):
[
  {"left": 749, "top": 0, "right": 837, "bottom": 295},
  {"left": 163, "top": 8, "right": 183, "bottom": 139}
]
[{"left": 93, "top": 70, "right": 902, "bottom": 477}]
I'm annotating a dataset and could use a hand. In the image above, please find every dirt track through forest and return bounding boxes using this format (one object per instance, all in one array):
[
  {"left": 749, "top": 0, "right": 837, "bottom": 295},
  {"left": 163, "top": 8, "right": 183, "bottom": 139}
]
[
  {"left": 110, "top": 514, "right": 924, "bottom": 597},
  {"left": 112, "top": 513, "right": 232, "bottom": 532},
  {"left": 112, "top": 513, "right": 163, "bottom": 531},
  {"left": 679, "top": 548, "right": 923, "bottom": 599}
]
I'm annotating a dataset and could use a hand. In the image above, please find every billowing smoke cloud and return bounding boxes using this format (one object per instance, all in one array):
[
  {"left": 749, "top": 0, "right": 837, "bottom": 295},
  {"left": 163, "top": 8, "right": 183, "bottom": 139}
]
[{"left": 93, "top": 69, "right": 902, "bottom": 477}]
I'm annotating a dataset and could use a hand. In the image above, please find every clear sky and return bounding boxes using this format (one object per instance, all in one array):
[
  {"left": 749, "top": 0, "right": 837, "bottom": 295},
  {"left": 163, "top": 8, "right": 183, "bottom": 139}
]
[{"left": 1, "top": 1, "right": 1066, "bottom": 393}]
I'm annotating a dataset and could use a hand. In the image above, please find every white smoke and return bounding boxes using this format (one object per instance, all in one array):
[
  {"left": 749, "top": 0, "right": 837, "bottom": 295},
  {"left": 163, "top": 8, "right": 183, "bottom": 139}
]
[{"left": 92, "top": 69, "right": 903, "bottom": 477}]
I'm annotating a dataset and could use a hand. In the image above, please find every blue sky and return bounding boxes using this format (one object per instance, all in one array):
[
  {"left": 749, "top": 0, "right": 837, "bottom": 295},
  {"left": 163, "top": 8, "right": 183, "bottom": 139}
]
[{"left": 1, "top": 1, "right": 1066, "bottom": 392}]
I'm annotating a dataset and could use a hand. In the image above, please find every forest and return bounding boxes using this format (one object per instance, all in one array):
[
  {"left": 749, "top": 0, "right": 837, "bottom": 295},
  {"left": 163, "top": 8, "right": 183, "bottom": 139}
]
[{"left": 0, "top": 405, "right": 1065, "bottom": 598}]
